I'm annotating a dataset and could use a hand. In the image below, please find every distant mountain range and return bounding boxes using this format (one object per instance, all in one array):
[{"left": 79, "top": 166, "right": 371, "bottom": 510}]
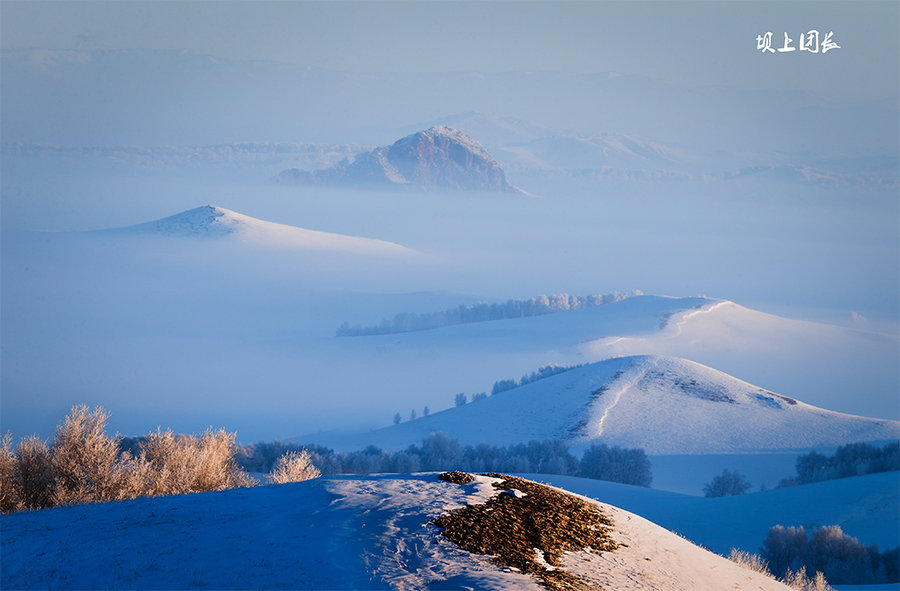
[
  {"left": 276, "top": 126, "right": 526, "bottom": 193},
  {"left": 397, "top": 112, "right": 899, "bottom": 186},
  {"left": 5, "top": 111, "right": 896, "bottom": 187},
  {"left": 302, "top": 355, "right": 900, "bottom": 454}
]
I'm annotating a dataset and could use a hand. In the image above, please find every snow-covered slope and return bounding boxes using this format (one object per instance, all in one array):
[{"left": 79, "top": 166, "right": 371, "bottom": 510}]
[
  {"left": 0, "top": 473, "right": 790, "bottom": 590},
  {"left": 276, "top": 126, "right": 525, "bottom": 193},
  {"left": 528, "top": 471, "right": 900, "bottom": 556},
  {"left": 305, "top": 355, "right": 899, "bottom": 454},
  {"left": 97, "top": 205, "right": 419, "bottom": 256},
  {"left": 579, "top": 299, "right": 900, "bottom": 420}
]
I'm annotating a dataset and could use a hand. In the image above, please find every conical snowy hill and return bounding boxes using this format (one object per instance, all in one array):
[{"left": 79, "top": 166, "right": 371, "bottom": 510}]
[
  {"left": 305, "top": 355, "right": 900, "bottom": 454},
  {"left": 97, "top": 205, "right": 418, "bottom": 256}
]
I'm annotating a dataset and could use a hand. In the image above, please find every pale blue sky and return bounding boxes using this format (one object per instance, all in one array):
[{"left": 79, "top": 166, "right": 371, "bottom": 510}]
[{"left": 2, "top": 1, "right": 897, "bottom": 100}]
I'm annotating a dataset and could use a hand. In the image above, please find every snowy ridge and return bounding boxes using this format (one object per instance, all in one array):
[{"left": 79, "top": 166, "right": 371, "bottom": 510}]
[
  {"left": 96, "top": 205, "right": 419, "bottom": 256},
  {"left": 305, "top": 355, "right": 899, "bottom": 454},
  {"left": 0, "top": 473, "right": 791, "bottom": 590},
  {"left": 530, "top": 471, "right": 900, "bottom": 557}
]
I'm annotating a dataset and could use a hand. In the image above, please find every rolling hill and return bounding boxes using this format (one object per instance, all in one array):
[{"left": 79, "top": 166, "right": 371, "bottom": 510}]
[
  {"left": 0, "top": 473, "right": 792, "bottom": 590},
  {"left": 303, "top": 355, "right": 900, "bottom": 455}
]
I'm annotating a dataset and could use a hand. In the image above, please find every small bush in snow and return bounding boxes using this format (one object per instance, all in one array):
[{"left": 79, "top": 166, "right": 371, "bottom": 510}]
[
  {"left": 783, "top": 567, "right": 833, "bottom": 591},
  {"left": 0, "top": 434, "right": 17, "bottom": 512},
  {"left": 137, "top": 427, "right": 255, "bottom": 495},
  {"left": 728, "top": 548, "right": 770, "bottom": 575},
  {"left": 703, "top": 469, "right": 751, "bottom": 497},
  {"left": 727, "top": 548, "right": 834, "bottom": 590},
  {"left": 1, "top": 433, "right": 55, "bottom": 512},
  {"left": 268, "top": 449, "right": 321, "bottom": 483},
  {"left": 50, "top": 405, "right": 131, "bottom": 505}
]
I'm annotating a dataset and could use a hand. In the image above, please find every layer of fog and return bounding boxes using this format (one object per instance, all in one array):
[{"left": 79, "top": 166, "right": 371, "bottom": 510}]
[{"left": 2, "top": 151, "right": 897, "bottom": 443}]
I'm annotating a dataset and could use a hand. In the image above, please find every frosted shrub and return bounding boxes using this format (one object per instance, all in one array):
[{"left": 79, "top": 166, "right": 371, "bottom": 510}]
[
  {"left": 783, "top": 567, "right": 833, "bottom": 591},
  {"left": 192, "top": 428, "right": 255, "bottom": 491},
  {"left": 138, "top": 428, "right": 254, "bottom": 494},
  {"left": 0, "top": 405, "right": 257, "bottom": 513},
  {"left": 726, "top": 547, "right": 834, "bottom": 590},
  {"left": 0, "top": 433, "right": 24, "bottom": 512},
  {"left": 268, "top": 449, "right": 321, "bottom": 483},
  {"left": 50, "top": 405, "right": 126, "bottom": 505},
  {"left": 728, "top": 548, "right": 770, "bottom": 575},
  {"left": 14, "top": 435, "right": 56, "bottom": 510}
]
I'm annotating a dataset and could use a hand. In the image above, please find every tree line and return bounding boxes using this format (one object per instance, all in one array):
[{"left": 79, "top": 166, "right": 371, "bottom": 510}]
[
  {"left": 759, "top": 524, "right": 898, "bottom": 585},
  {"left": 237, "top": 433, "right": 653, "bottom": 487},
  {"left": 780, "top": 441, "right": 899, "bottom": 487},
  {"left": 336, "top": 291, "right": 643, "bottom": 336}
]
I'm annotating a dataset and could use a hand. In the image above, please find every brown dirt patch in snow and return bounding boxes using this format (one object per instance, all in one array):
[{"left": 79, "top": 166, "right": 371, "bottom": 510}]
[
  {"left": 433, "top": 472, "right": 617, "bottom": 590},
  {"left": 438, "top": 470, "right": 475, "bottom": 484}
]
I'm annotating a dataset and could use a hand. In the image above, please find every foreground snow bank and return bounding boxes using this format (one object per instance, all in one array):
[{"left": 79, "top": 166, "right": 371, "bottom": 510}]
[{"left": 2, "top": 473, "right": 790, "bottom": 590}]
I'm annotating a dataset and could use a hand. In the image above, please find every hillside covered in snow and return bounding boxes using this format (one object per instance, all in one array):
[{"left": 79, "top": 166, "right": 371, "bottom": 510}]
[
  {"left": 0, "top": 472, "right": 793, "bottom": 591},
  {"left": 96, "top": 204, "right": 419, "bottom": 256},
  {"left": 303, "top": 355, "right": 899, "bottom": 455}
]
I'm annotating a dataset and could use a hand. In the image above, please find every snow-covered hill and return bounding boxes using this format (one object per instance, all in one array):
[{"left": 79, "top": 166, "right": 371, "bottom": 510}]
[
  {"left": 276, "top": 126, "right": 525, "bottom": 193},
  {"left": 529, "top": 470, "right": 900, "bottom": 557},
  {"left": 97, "top": 205, "right": 419, "bottom": 256},
  {"left": 304, "top": 355, "right": 899, "bottom": 454},
  {"left": 0, "top": 473, "right": 790, "bottom": 590}
]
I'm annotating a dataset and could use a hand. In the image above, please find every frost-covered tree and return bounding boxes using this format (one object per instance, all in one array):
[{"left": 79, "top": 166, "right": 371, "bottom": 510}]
[
  {"left": 760, "top": 524, "right": 897, "bottom": 585},
  {"left": 419, "top": 432, "right": 462, "bottom": 470},
  {"left": 577, "top": 444, "right": 652, "bottom": 487},
  {"left": 703, "top": 469, "right": 751, "bottom": 497},
  {"left": 471, "top": 392, "right": 488, "bottom": 402},
  {"left": 393, "top": 413, "right": 402, "bottom": 425},
  {"left": 491, "top": 379, "right": 517, "bottom": 395},
  {"left": 454, "top": 393, "right": 467, "bottom": 407},
  {"left": 410, "top": 409, "right": 417, "bottom": 421},
  {"left": 423, "top": 406, "right": 430, "bottom": 417},
  {"left": 790, "top": 442, "right": 899, "bottom": 485}
]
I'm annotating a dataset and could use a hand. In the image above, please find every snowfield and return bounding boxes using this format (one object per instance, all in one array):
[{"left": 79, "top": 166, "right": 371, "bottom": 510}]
[
  {"left": 0, "top": 473, "right": 792, "bottom": 590},
  {"left": 303, "top": 355, "right": 899, "bottom": 455}
]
